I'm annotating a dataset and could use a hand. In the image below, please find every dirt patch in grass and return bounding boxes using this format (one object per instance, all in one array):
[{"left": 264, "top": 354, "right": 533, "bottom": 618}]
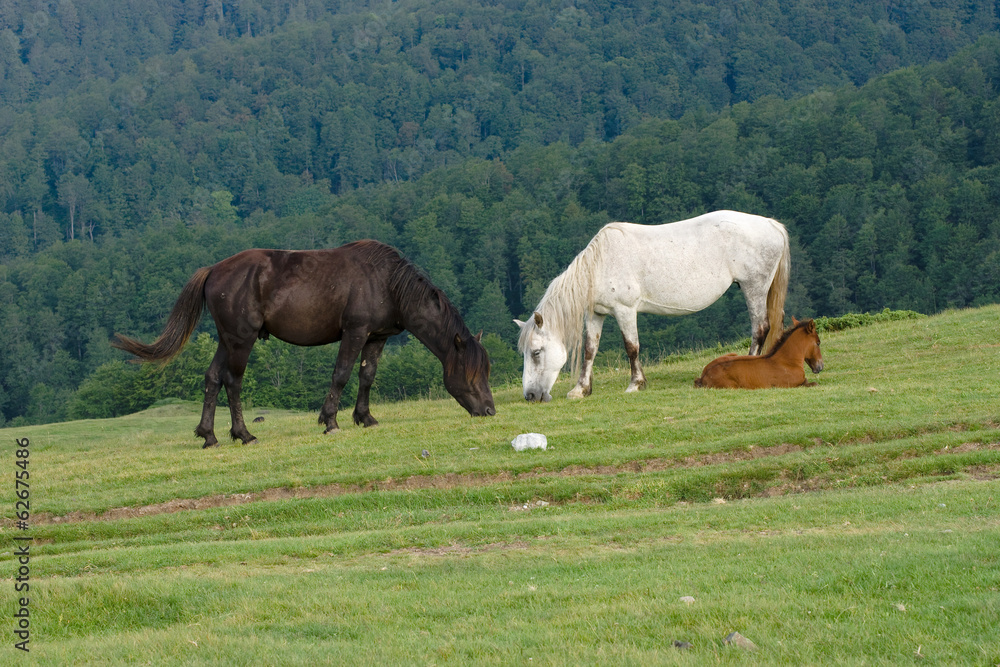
[
  {"left": 965, "top": 464, "right": 1000, "bottom": 480},
  {"left": 385, "top": 540, "right": 533, "bottom": 558},
  {"left": 22, "top": 441, "right": 1000, "bottom": 526}
]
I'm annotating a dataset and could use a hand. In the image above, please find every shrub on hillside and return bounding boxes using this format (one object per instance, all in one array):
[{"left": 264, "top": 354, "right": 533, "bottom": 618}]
[{"left": 814, "top": 308, "right": 925, "bottom": 332}]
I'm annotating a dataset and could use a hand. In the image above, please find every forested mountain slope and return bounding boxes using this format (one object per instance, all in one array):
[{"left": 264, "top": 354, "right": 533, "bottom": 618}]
[
  {"left": 2, "top": 0, "right": 997, "bottom": 213},
  {"left": 1, "top": 1, "right": 1000, "bottom": 425}
]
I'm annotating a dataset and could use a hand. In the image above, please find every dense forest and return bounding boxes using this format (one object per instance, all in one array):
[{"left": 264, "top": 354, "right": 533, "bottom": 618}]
[{"left": 2, "top": 0, "right": 1000, "bottom": 426}]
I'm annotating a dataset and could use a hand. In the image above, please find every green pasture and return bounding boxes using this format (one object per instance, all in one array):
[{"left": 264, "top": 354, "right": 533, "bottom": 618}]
[{"left": 2, "top": 306, "right": 1000, "bottom": 664}]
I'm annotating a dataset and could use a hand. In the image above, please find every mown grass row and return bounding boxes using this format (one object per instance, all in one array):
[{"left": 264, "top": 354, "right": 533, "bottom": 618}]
[{"left": 6, "top": 480, "right": 1000, "bottom": 664}]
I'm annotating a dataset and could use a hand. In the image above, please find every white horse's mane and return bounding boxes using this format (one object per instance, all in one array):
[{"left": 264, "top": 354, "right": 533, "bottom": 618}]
[{"left": 518, "top": 223, "right": 622, "bottom": 375}]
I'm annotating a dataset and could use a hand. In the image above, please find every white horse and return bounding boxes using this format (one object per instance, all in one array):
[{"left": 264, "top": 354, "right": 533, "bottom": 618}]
[{"left": 515, "top": 210, "right": 790, "bottom": 402}]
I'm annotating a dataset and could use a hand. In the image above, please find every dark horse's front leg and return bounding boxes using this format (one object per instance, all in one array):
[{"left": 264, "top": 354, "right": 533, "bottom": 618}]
[
  {"left": 319, "top": 331, "right": 367, "bottom": 433},
  {"left": 353, "top": 338, "right": 388, "bottom": 427}
]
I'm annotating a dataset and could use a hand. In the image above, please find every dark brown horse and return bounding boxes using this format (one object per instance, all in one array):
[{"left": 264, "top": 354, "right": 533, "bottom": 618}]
[
  {"left": 694, "top": 318, "right": 824, "bottom": 389},
  {"left": 113, "top": 240, "right": 496, "bottom": 448}
]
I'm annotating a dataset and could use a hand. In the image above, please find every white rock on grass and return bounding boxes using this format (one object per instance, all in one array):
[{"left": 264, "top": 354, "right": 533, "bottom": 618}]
[
  {"left": 511, "top": 433, "right": 547, "bottom": 451},
  {"left": 723, "top": 631, "right": 758, "bottom": 651}
]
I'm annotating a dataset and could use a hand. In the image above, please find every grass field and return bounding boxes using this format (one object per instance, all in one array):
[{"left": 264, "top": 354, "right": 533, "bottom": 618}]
[{"left": 2, "top": 306, "right": 1000, "bottom": 664}]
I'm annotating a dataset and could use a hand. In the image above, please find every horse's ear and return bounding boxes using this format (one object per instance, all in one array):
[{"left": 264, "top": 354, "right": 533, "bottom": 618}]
[
  {"left": 475, "top": 330, "right": 483, "bottom": 342},
  {"left": 533, "top": 311, "right": 544, "bottom": 328},
  {"left": 513, "top": 318, "right": 526, "bottom": 330},
  {"left": 454, "top": 333, "right": 465, "bottom": 350},
  {"left": 791, "top": 316, "right": 800, "bottom": 326}
]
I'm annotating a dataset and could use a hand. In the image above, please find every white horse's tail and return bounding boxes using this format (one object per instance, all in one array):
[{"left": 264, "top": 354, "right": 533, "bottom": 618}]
[{"left": 762, "top": 221, "right": 791, "bottom": 353}]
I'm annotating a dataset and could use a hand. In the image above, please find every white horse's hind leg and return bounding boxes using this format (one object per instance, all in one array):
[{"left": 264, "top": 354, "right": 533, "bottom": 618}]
[
  {"left": 742, "top": 283, "right": 771, "bottom": 355},
  {"left": 568, "top": 312, "right": 604, "bottom": 399},
  {"left": 616, "top": 308, "right": 646, "bottom": 392}
]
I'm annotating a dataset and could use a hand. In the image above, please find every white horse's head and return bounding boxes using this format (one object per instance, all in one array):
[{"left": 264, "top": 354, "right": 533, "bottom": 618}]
[{"left": 515, "top": 312, "right": 567, "bottom": 403}]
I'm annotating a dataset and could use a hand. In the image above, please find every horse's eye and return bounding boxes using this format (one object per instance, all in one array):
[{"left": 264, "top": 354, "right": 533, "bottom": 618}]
[{"left": 531, "top": 349, "right": 542, "bottom": 360}]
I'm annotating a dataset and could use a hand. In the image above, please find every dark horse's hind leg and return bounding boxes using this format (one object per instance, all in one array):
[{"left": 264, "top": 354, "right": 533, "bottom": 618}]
[
  {"left": 195, "top": 346, "right": 226, "bottom": 448},
  {"left": 319, "top": 331, "right": 367, "bottom": 433},
  {"left": 221, "top": 341, "right": 257, "bottom": 445},
  {"left": 353, "top": 338, "right": 388, "bottom": 427},
  {"left": 197, "top": 336, "right": 257, "bottom": 448}
]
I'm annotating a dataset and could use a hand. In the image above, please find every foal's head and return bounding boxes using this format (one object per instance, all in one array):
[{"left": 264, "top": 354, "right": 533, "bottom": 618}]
[{"left": 789, "top": 318, "right": 824, "bottom": 374}]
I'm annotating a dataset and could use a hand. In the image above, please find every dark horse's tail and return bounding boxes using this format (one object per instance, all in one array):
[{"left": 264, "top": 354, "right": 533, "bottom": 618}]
[{"left": 112, "top": 267, "right": 212, "bottom": 362}]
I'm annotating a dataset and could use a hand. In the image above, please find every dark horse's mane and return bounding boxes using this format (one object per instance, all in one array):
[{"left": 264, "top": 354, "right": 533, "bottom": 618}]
[
  {"left": 356, "top": 240, "right": 490, "bottom": 381},
  {"left": 766, "top": 318, "right": 815, "bottom": 355}
]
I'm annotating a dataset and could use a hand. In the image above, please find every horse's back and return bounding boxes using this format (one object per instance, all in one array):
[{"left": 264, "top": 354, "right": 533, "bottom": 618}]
[
  {"left": 598, "top": 212, "right": 785, "bottom": 269},
  {"left": 204, "top": 244, "right": 393, "bottom": 347},
  {"left": 603, "top": 210, "right": 783, "bottom": 241},
  {"left": 590, "top": 212, "right": 787, "bottom": 315}
]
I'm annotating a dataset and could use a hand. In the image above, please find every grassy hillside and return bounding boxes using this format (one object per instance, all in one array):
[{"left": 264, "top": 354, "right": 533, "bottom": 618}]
[{"left": 2, "top": 306, "right": 999, "bottom": 664}]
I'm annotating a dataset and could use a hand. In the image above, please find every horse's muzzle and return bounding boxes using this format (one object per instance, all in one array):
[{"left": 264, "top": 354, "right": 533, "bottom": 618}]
[
  {"left": 524, "top": 391, "right": 552, "bottom": 403},
  {"left": 810, "top": 360, "right": 824, "bottom": 373}
]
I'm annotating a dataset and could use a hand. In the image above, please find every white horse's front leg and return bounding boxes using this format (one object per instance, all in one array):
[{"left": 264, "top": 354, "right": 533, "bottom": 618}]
[
  {"left": 616, "top": 308, "right": 646, "bottom": 393},
  {"left": 568, "top": 312, "right": 605, "bottom": 399}
]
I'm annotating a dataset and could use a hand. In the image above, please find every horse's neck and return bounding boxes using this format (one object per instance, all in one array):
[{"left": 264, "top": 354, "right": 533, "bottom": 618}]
[
  {"left": 771, "top": 331, "right": 806, "bottom": 362},
  {"left": 538, "top": 253, "right": 594, "bottom": 344},
  {"left": 398, "top": 293, "right": 458, "bottom": 361}
]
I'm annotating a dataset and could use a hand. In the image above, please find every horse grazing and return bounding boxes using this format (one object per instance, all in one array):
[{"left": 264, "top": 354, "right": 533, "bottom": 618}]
[
  {"left": 694, "top": 318, "right": 823, "bottom": 389},
  {"left": 113, "top": 240, "right": 495, "bottom": 448},
  {"left": 516, "top": 211, "right": 790, "bottom": 402}
]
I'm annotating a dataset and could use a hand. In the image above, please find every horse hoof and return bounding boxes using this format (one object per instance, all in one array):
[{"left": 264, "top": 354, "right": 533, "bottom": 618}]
[
  {"left": 202, "top": 441, "right": 220, "bottom": 449},
  {"left": 324, "top": 426, "right": 340, "bottom": 434},
  {"left": 567, "top": 389, "right": 584, "bottom": 399},
  {"left": 245, "top": 438, "right": 259, "bottom": 446},
  {"left": 353, "top": 413, "right": 379, "bottom": 427}
]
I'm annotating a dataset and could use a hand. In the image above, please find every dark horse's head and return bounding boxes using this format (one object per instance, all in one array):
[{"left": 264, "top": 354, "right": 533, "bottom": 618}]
[
  {"left": 444, "top": 331, "right": 496, "bottom": 417},
  {"left": 377, "top": 241, "right": 496, "bottom": 417}
]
